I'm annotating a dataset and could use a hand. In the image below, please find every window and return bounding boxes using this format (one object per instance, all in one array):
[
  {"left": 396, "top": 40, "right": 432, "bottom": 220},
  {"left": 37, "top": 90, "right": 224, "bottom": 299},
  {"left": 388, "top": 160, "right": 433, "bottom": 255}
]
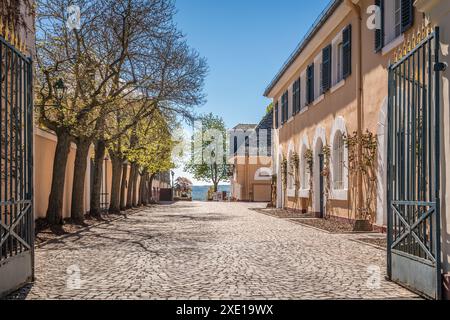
[
  {"left": 314, "top": 53, "right": 323, "bottom": 99},
  {"left": 233, "top": 136, "right": 238, "bottom": 154},
  {"left": 337, "top": 42, "right": 343, "bottom": 83},
  {"left": 394, "top": 0, "right": 401, "bottom": 38},
  {"left": 376, "top": 0, "right": 414, "bottom": 51},
  {"left": 333, "top": 131, "right": 344, "bottom": 190},
  {"left": 300, "top": 71, "right": 306, "bottom": 110}
]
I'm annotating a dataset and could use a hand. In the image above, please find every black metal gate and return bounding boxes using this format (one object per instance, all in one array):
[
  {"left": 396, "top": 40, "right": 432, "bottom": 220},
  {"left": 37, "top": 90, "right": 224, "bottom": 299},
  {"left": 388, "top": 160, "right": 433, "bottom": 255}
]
[
  {"left": 387, "top": 27, "right": 444, "bottom": 300},
  {"left": 0, "top": 35, "right": 34, "bottom": 296}
]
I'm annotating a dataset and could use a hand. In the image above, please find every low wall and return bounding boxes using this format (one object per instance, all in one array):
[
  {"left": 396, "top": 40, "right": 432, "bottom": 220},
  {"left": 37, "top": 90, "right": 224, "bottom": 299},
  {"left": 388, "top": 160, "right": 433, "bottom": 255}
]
[{"left": 34, "top": 128, "right": 169, "bottom": 220}]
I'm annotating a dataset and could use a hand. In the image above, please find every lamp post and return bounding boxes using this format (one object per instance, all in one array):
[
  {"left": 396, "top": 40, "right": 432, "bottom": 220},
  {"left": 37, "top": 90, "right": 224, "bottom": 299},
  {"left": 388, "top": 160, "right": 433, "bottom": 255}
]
[
  {"left": 54, "top": 78, "right": 66, "bottom": 104},
  {"left": 171, "top": 170, "right": 175, "bottom": 201}
]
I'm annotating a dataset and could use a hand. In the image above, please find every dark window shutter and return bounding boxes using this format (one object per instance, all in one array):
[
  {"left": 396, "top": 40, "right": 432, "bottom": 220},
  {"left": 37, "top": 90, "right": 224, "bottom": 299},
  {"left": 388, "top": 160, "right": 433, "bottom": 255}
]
[
  {"left": 298, "top": 78, "right": 301, "bottom": 111},
  {"left": 275, "top": 102, "right": 279, "bottom": 128},
  {"left": 342, "top": 24, "right": 352, "bottom": 79},
  {"left": 307, "top": 63, "right": 314, "bottom": 104},
  {"left": 292, "top": 81, "right": 297, "bottom": 115},
  {"left": 285, "top": 91, "right": 289, "bottom": 121},
  {"left": 375, "top": 0, "right": 384, "bottom": 52},
  {"left": 401, "top": 0, "right": 414, "bottom": 33},
  {"left": 293, "top": 78, "right": 300, "bottom": 114},
  {"left": 322, "top": 45, "right": 332, "bottom": 92}
]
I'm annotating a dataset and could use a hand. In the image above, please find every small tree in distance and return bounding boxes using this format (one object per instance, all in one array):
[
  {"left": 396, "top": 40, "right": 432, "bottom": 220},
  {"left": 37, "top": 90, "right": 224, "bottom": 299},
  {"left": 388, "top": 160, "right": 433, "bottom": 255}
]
[{"left": 185, "top": 113, "right": 230, "bottom": 192}]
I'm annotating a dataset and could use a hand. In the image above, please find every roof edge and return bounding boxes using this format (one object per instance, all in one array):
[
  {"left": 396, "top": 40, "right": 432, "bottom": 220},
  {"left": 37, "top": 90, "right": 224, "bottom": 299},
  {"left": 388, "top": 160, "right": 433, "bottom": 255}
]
[{"left": 263, "top": 0, "right": 343, "bottom": 98}]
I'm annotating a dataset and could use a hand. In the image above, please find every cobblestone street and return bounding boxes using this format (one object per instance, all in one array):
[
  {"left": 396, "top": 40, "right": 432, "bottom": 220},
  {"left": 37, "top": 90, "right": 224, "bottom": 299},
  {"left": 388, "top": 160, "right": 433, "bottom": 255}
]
[{"left": 11, "top": 202, "right": 418, "bottom": 300}]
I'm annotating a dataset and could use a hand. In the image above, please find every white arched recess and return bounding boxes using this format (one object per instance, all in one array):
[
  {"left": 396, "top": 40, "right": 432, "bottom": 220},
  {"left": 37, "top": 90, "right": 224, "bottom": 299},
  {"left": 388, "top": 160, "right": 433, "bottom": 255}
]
[
  {"left": 312, "top": 127, "right": 326, "bottom": 213},
  {"left": 299, "top": 135, "right": 310, "bottom": 198},
  {"left": 329, "top": 116, "right": 349, "bottom": 200},
  {"left": 286, "top": 141, "right": 295, "bottom": 197},
  {"left": 376, "top": 98, "right": 388, "bottom": 226},
  {"left": 276, "top": 145, "right": 283, "bottom": 208}
]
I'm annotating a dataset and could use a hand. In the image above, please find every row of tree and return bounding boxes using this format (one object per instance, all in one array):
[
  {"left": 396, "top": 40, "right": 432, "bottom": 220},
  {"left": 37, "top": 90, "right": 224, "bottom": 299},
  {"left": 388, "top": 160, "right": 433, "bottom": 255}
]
[{"left": 35, "top": 0, "right": 207, "bottom": 224}]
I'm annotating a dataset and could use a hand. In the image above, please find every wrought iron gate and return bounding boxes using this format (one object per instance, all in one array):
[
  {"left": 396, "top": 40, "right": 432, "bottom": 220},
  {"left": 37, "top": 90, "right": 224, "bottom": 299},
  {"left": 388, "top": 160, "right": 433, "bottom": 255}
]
[
  {"left": 387, "top": 27, "right": 444, "bottom": 300},
  {"left": 0, "top": 35, "right": 34, "bottom": 296}
]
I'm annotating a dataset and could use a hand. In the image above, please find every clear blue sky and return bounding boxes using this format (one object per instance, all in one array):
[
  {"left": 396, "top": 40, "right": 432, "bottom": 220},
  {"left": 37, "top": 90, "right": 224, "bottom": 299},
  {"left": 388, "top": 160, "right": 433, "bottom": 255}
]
[
  {"left": 173, "top": 0, "right": 331, "bottom": 184},
  {"left": 174, "top": 0, "right": 331, "bottom": 128}
]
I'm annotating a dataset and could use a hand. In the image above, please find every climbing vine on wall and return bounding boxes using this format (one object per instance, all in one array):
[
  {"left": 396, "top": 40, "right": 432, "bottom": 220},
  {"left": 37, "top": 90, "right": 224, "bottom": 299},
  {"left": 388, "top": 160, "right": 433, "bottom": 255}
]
[
  {"left": 290, "top": 152, "right": 300, "bottom": 209},
  {"left": 344, "top": 130, "right": 378, "bottom": 222},
  {"left": 321, "top": 145, "right": 331, "bottom": 219},
  {"left": 304, "top": 148, "right": 313, "bottom": 209},
  {"left": 281, "top": 156, "right": 288, "bottom": 208}
]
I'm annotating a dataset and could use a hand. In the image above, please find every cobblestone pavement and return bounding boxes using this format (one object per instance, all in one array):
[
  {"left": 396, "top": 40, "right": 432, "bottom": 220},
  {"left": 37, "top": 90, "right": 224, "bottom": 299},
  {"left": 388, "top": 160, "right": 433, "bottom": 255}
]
[{"left": 9, "top": 202, "right": 419, "bottom": 300}]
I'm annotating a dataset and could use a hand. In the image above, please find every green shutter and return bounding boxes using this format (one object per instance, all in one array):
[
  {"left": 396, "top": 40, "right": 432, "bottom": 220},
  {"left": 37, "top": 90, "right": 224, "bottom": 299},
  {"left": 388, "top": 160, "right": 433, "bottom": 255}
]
[
  {"left": 342, "top": 24, "right": 352, "bottom": 79},
  {"left": 401, "top": 0, "right": 414, "bottom": 33},
  {"left": 322, "top": 44, "right": 332, "bottom": 92},
  {"left": 275, "top": 102, "right": 279, "bottom": 128},
  {"left": 375, "top": 0, "right": 384, "bottom": 52}
]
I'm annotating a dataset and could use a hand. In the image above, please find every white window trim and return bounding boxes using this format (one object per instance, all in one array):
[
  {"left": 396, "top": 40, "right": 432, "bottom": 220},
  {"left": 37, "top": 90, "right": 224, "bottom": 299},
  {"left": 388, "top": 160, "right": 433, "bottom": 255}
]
[
  {"left": 329, "top": 116, "right": 349, "bottom": 201},
  {"left": 314, "top": 53, "right": 322, "bottom": 100},
  {"left": 331, "top": 30, "right": 344, "bottom": 86},
  {"left": 313, "top": 94, "right": 324, "bottom": 106},
  {"left": 299, "top": 106, "right": 309, "bottom": 115},
  {"left": 382, "top": 34, "right": 405, "bottom": 56},
  {"left": 330, "top": 79, "right": 345, "bottom": 94},
  {"left": 300, "top": 70, "right": 306, "bottom": 110},
  {"left": 299, "top": 190, "right": 310, "bottom": 198}
]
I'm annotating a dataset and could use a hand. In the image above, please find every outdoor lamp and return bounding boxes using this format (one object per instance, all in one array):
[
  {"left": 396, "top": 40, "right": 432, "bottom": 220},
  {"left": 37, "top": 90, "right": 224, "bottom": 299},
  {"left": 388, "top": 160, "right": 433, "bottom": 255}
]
[{"left": 54, "top": 78, "right": 66, "bottom": 103}]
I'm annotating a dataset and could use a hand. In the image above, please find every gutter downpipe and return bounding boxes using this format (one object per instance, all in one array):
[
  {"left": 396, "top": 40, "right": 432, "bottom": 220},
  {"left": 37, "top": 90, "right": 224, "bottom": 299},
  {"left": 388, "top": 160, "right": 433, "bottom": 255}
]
[{"left": 344, "top": 0, "right": 364, "bottom": 219}]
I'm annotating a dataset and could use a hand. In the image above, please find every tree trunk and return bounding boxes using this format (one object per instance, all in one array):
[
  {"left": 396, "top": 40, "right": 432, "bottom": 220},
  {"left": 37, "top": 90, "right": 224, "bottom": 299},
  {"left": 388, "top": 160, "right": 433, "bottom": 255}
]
[
  {"left": 126, "top": 163, "right": 136, "bottom": 209},
  {"left": 109, "top": 151, "right": 123, "bottom": 214},
  {"left": 70, "top": 138, "right": 91, "bottom": 222},
  {"left": 148, "top": 173, "right": 155, "bottom": 203},
  {"left": 46, "top": 130, "right": 72, "bottom": 225},
  {"left": 213, "top": 182, "right": 219, "bottom": 193},
  {"left": 90, "top": 139, "right": 106, "bottom": 217},
  {"left": 137, "top": 173, "right": 144, "bottom": 207},
  {"left": 143, "top": 173, "right": 150, "bottom": 205},
  {"left": 140, "top": 173, "right": 149, "bottom": 206},
  {"left": 132, "top": 165, "right": 139, "bottom": 207},
  {"left": 120, "top": 163, "right": 128, "bottom": 211}
]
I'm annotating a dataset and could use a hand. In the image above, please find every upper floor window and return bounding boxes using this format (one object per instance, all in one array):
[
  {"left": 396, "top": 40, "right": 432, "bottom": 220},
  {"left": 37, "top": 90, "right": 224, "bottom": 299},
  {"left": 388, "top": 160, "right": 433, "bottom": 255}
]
[
  {"left": 375, "top": 0, "right": 414, "bottom": 52},
  {"left": 314, "top": 53, "right": 323, "bottom": 99},
  {"left": 336, "top": 42, "right": 343, "bottom": 83}
]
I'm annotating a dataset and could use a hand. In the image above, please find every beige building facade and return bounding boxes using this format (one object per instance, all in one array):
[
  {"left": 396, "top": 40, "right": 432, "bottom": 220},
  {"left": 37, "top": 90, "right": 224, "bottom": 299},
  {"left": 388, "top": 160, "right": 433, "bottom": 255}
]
[
  {"left": 266, "top": 0, "right": 424, "bottom": 226},
  {"left": 229, "top": 112, "right": 273, "bottom": 202},
  {"left": 34, "top": 128, "right": 171, "bottom": 219},
  {"left": 266, "top": 0, "right": 450, "bottom": 298}
]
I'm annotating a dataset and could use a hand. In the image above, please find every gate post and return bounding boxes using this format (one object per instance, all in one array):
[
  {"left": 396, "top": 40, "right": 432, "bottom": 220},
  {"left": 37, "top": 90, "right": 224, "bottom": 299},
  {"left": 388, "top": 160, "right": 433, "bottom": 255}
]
[{"left": 433, "top": 26, "right": 442, "bottom": 300}]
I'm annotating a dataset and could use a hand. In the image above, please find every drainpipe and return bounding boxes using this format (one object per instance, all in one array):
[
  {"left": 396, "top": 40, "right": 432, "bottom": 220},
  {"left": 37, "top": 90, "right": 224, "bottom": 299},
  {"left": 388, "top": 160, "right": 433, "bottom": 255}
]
[{"left": 345, "top": 0, "right": 364, "bottom": 219}]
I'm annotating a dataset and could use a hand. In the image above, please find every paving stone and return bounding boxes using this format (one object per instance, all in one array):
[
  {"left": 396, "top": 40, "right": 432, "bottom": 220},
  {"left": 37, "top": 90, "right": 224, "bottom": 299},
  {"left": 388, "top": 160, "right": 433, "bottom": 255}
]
[{"left": 7, "top": 202, "right": 419, "bottom": 300}]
